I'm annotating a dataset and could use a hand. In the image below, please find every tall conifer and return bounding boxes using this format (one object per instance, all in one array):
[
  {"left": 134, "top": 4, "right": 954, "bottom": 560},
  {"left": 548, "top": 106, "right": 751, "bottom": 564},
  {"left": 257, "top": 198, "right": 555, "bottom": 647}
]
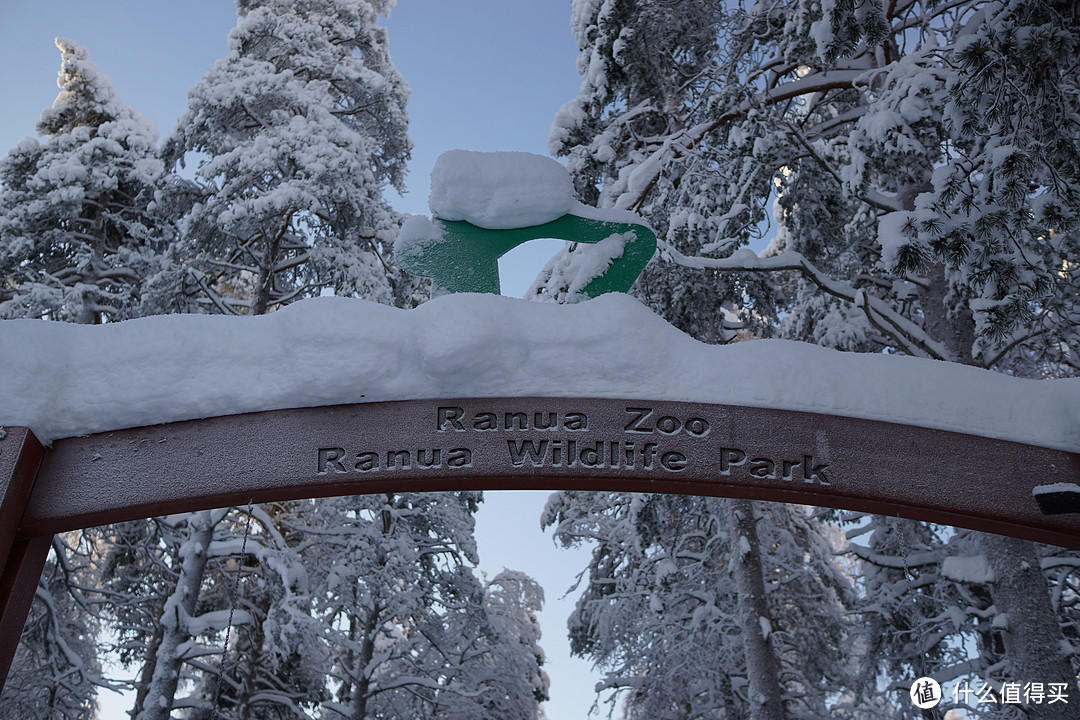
[
  {"left": 0, "top": 38, "right": 171, "bottom": 323},
  {"left": 164, "top": 0, "right": 413, "bottom": 316}
]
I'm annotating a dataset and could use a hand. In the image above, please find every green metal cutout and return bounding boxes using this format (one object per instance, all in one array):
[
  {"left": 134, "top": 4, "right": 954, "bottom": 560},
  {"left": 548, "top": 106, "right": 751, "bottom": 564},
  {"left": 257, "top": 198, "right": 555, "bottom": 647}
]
[{"left": 397, "top": 214, "right": 656, "bottom": 297}]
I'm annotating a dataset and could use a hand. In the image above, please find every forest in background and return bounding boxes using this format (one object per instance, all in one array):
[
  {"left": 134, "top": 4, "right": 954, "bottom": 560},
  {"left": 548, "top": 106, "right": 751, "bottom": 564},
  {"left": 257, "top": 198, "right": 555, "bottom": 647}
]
[{"left": 1, "top": 0, "right": 1078, "bottom": 718}]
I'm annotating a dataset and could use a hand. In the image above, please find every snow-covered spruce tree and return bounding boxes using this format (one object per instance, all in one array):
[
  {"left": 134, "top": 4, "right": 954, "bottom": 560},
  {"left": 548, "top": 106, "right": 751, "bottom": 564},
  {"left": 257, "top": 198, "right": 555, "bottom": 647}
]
[
  {"left": 542, "top": 492, "right": 866, "bottom": 719},
  {"left": 472, "top": 570, "right": 549, "bottom": 719},
  {"left": 549, "top": 0, "right": 1080, "bottom": 715},
  {"left": 163, "top": 0, "right": 413, "bottom": 316},
  {"left": 0, "top": 38, "right": 174, "bottom": 323},
  {"left": 401, "top": 569, "right": 549, "bottom": 720},
  {"left": 125, "top": 2, "right": 415, "bottom": 714},
  {"left": 0, "top": 39, "right": 179, "bottom": 716},
  {"left": 303, "top": 491, "right": 546, "bottom": 720}
]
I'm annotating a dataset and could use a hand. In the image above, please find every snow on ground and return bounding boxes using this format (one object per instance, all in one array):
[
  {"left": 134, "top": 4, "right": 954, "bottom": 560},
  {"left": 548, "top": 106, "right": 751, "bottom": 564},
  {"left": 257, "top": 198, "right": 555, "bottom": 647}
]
[{"left": 2, "top": 292, "right": 1078, "bottom": 449}]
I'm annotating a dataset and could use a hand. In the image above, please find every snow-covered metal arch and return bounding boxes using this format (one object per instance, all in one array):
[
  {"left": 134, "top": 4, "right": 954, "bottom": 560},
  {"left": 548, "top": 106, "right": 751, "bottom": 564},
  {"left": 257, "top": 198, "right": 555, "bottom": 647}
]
[{"left": 2, "top": 396, "right": 1078, "bottom": 690}]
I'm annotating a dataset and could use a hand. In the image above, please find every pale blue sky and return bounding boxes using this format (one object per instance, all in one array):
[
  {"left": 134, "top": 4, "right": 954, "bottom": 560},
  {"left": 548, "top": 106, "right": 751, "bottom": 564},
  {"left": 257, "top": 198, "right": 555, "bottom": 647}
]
[
  {"left": 0, "top": 2, "right": 600, "bottom": 718},
  {"left": 0, "top": 0, "right": 582, "bottom": 215}
]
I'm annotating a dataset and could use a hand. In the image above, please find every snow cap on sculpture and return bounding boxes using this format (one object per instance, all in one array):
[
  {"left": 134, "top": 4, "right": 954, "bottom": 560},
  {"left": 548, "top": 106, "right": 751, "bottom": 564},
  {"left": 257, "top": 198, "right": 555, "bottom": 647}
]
[{"left": 428, "top": 149, "right": 574, "bottom": 228}]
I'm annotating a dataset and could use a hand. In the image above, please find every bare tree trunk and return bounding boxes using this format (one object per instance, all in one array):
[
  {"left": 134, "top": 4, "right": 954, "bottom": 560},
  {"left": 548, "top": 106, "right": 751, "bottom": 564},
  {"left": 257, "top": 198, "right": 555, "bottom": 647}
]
[
  {"left": 130, "top": 619, "right": 164, "bottom": 719},
  {"left": 720, "top": 671, "right": 746, "bottom": 720},
  {"left": 725, "top": 499, "right": 786, "bottom": 720},
  {"left": 235, "top": 613, "right": 265, "bottom": 720},
  {"left": 135, "top": 511, "right": 217, "bottom": 720},
  {"left": 916, "top": 262, "right": 975, "bottom": 364},
  {"left": 346, "top": 498, "right": 397, "bottom": 720},
  {"left": 349, "top": 608, "right": 381, "bottom": 720},
  {"left": 252, "top": 259, "right": 273, "bottom": 317},
  {"left": 251, "top": 229, "right": 283, "bottom": 317},
  {"left": 981, "top": 534, "right": 1080, "bottom": 720}
]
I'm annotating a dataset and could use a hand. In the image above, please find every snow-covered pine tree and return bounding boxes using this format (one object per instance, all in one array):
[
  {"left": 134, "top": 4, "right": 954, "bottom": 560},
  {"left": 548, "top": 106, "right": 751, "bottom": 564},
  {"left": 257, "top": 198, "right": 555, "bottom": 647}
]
[
  {"left": 393, "top": 569, "right": 549, "bottom": 720},
  {"left": 542, "top": 491, "right": 745, "bottom": 718},
  {"left": 132, "top": 511, "right": 226, "bottom": 720},
  {"left": 548, "top": 0, "right": 1079, "bottom": 369},
  {"left": 542, "top": 492, "right": 865, "bottom": 719},
  {"left": 0, "top": 39, "right": 184, "bottom": 717},
  {"left": 472, "top": 569, "right": 549, "bottom": 719},
  {"left": 93, "top": 506, "right": 322, "bottom": 720},
  {"left": 846, "top": 516, "right": 1052, "bottom": 720},
  {"left": 304, "top": 491, "right": 546, "bottom": 720},
  {"left": 110, "top": 505, "right": 313, "bottom": 720},
  {"left": 125, "top": 2, "right": 416, "bottom": 713},
  {"left": 91, "top": 519, "right": 186, "bottom": 718},
  {"left": 177, "top": 505, "right": 327, "bottom": 720},
  {"left": 542, "top": 0, "right": 785, "bottom": 340},
  {"left": 164, "top": 0, "right": 413, "bottom": 316},
  {"left": 548, "top": 0, "right": 1080, "bottom": 716},
  {"left": 0, "top": 38, "right": 173, "bottom": 323}
]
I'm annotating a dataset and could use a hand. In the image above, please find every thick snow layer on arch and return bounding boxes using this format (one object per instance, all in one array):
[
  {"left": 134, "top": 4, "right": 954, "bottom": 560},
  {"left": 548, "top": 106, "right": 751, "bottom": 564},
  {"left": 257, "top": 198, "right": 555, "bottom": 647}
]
[{"left": 1, "top": 293, "right": 1078, "bottom": 449}]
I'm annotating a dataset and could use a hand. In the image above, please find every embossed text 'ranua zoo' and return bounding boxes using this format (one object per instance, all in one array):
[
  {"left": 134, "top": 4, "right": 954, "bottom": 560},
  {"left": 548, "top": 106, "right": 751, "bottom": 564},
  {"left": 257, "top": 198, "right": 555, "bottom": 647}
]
[{"left": 314, "top": 405, "right": 829, "bottom": 483}]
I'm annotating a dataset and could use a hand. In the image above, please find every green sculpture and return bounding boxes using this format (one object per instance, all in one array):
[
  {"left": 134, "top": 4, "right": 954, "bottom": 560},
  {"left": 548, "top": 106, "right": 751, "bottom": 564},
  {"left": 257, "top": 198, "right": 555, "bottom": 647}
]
[
  {"left": 397, "top": 214, "right": 656, "bottom": 297},
  {"left": 395, "top": 150, "right": 656, "bottom": 298}
]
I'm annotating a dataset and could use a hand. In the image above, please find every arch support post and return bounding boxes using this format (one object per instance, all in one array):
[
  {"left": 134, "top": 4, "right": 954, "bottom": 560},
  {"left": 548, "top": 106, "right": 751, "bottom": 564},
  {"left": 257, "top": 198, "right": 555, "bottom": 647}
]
[
  {"left": 0, "top": 427, "right": 47, "bottom": 693},
  {"left": 0, "top": 535, "right": 51, "bottom": 689}
]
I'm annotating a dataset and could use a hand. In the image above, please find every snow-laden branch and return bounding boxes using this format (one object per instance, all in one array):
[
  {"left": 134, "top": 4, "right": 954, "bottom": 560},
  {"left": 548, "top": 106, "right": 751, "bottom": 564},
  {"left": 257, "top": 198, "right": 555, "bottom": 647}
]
[
  {"left": 187, "top": 269, "right": 244, "bottom": 316},
  {"left": 365, "top": 674, "right": 482, "bottom": 698},
  {"left": 47, "top": 536, "right": 95, "bottom": 613},
  {"left": 33, "top": 585, "right": 90, "bottom": 680},
  {"left": 1042, "top": 557, "right": 1080, "bottom": 570},
  {"left": 845, "top": 543, "right": 943, "bottom": 569},
  {"left": 783, "top": 122, "right": 903, "bottom": 213},
  {"left": 616, "top": 68, "right": 869, "bottom": 212},
  {"left": 272, "top": 252, "right": 310, "bottom": 274},
  {"left": 658, "top": 240, "right": 951, "bottom": 360},
  {"left": 205, "top": 258, "right": 259, "bottom": 275}
]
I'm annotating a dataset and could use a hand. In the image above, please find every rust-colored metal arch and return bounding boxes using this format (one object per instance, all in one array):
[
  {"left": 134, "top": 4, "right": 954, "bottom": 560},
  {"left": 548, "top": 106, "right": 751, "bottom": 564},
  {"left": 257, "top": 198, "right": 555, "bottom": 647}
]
[{"left": 2, "top": 397, "right": 1079, "bottom": 690}]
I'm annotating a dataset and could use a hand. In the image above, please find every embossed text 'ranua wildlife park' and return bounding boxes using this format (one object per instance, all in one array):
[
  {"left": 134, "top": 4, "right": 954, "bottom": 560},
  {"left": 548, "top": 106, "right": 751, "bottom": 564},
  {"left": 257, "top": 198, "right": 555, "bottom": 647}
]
[{"left": 314, "top": 405, "right": 831, "bottom": 482}]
